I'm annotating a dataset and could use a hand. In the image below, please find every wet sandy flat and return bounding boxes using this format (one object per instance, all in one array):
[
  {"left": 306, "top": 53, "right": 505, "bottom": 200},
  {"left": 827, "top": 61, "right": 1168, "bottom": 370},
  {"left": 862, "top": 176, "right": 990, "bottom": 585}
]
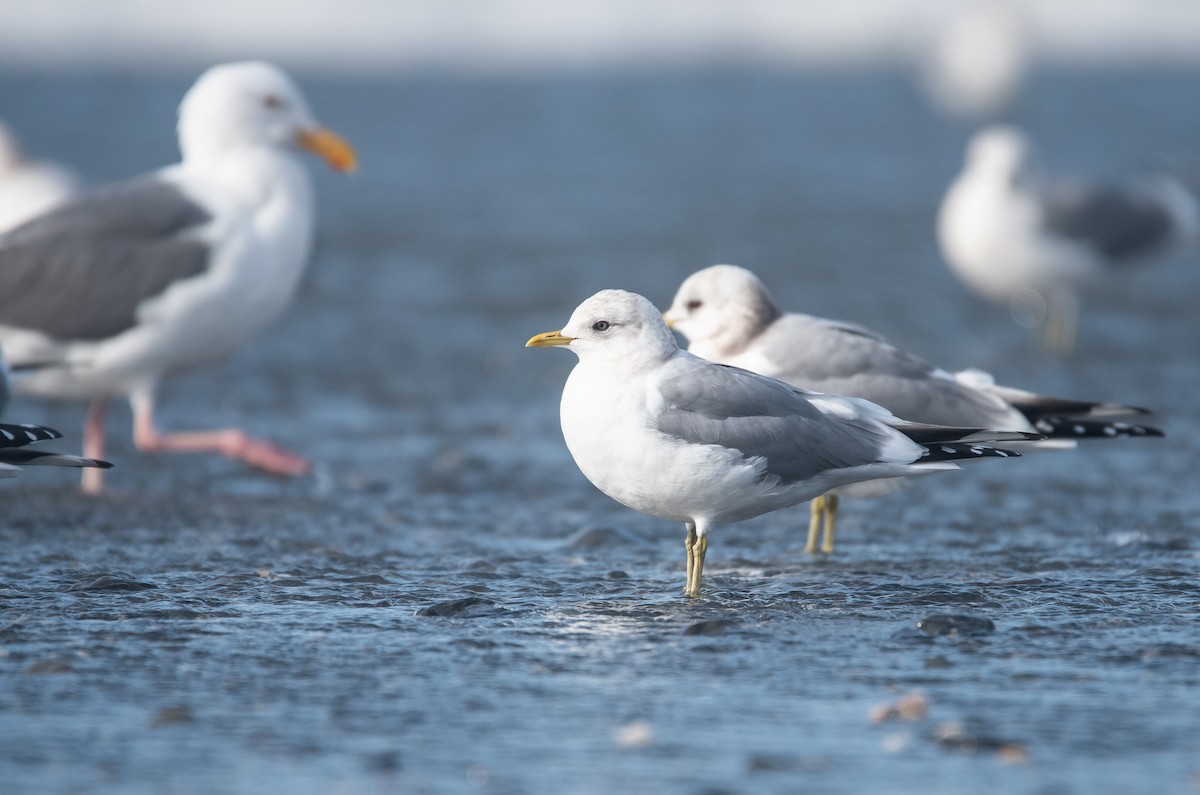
[{"left": 0, "top": 68, "right": 1197, "bottom": 794}]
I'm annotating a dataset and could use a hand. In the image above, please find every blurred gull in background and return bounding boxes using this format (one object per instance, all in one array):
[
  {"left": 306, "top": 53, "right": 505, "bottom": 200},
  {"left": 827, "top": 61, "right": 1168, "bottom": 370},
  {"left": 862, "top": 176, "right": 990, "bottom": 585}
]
[
  {"left": 916, "top": 0, "right": 1029, "bottom": 119},
  {"left": 0, "top": 60, "right": 356, "bottom": 494},
  {"left": 664, "top": 265, "right": 1162, "bottom": 554},
  {"left": 0, "top": 122, "right": 78, "bottom": 234},
  {"left": 937, "top": 125, "right": 1199, "bottom": 354},
  {"left": 528, "top": 289, "right": 1034, "bottom": 597}
]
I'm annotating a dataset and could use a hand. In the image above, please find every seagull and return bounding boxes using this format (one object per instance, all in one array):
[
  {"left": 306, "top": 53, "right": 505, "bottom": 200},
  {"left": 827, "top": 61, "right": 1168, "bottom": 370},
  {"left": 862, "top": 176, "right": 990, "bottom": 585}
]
[
  {"left": 937, "top": 125, "right": 1199, "bottom": 354},
  {"left": 916, "top": 0, "right": 1028, "bottom": 120},
  {"left": 0, "top": 347, "right": 112, "bottom": 478},
  {"left": 527, "top": 289, "right": 1034, "bottom": 597},
  {"left": 0, "top": 121, "right": 78, "bottom": 234},
  {"left": 664, "top": 264, "right": 1162, "bottom": 554},
  {"left": 0, "top": 61, "right": 356, "bottom": 494}
]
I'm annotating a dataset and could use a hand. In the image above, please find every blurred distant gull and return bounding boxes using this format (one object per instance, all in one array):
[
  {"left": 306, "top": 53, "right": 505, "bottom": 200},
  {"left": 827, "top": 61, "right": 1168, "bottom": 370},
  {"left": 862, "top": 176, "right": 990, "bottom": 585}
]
[
  {"left": 527, "top": 289, "right": 1033, "bottom": 597},
  {"left": 664, "top": 265, "right": 1161, "bottom": 554},
  {"left": 938, "top": 125, "right": 1199, "bottom": 354},
  {"left": 0, "top": 60, "right": 356, "bottom": 494},
  {"left": 916, "top": 0, "right": 1027, "bottom": 119},
  {"left": 0, "top": 348, "right": 111, "bottom": 478},
  {"left": 0, "top": 121, "right": 78, "bottom": 233}
]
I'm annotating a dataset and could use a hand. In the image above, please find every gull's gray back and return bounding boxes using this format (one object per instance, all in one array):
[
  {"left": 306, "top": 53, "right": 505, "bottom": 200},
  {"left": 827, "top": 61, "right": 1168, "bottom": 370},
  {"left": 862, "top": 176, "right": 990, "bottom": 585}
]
[
  {"left": 0, "top": 177, "right": 212, "bottom": 342},
  {"left": 751, "top": 314, "right": 1026, "bottom": 430},
  {"left": 652, "top": 356, "right": 904, "bottom": 485},
  {"left": 1040, "top": 181, "right": 1174, "bottom": 261}
]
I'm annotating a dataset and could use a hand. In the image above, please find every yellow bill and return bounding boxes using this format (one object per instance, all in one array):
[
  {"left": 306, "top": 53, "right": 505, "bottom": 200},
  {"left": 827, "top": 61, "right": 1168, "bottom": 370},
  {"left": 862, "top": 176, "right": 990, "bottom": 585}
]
[
  {"left": 525, "top": 330, "right": 576, "bottom": 348},
  {"left": 297, "top": 127, "right": 358, "bottom": 174}
]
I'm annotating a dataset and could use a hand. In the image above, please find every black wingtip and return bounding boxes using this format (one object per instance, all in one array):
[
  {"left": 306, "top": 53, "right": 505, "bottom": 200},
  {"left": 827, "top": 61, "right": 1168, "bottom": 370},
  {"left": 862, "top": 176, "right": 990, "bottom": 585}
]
[
  {"left": 901, "top": 424, "right": 1046, "bottom": 445},
  {"left": 1033, "top": 416, "right": 1164, "bottom": 439},
  {"left": 0, "top": 423, "right": 64, "bottom": 447},
  {"left": 920, "top": 443, "right": 1023, "bottom": 462}
]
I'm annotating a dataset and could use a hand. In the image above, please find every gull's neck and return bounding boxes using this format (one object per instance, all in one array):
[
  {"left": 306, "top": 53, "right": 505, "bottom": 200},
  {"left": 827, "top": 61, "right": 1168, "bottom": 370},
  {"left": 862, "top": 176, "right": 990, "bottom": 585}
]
[
  {"left": 690, "top": 300, "right": 779, "bottom": 361},
  {"left": 181, "top": 143, "right": 313, "bottom": 218}
]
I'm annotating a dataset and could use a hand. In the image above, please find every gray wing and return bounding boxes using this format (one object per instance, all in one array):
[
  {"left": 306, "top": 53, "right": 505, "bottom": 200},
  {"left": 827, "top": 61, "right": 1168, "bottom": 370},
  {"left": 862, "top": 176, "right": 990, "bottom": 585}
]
[
  {"left": 1040, "top": 180, "right": 1174, "bottom": 261},
  {"left": 754, "top": 315, "right": 1025, "bottom": 430},
  {"left": 652, "top": 356, "right": 904, "bottom": 485},
  {"left": 0, "top": 176, "right": 212, "bottom": 342}
]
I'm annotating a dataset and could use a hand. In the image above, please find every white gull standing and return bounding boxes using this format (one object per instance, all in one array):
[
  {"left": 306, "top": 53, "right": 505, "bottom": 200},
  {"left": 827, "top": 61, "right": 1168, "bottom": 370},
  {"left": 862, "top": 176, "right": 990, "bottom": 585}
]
[
  {"left": 664, "top": 265, "right": 1161, "bottom": 554},
  {"left": 0, "top": 61, "right": 356, "bottom": 494},
  {"left": 0, "top": 121, "right": 78, "bottom": 234},
  {"left": 527, "top": 290, "right": 1034, "bottom": 598},
  {"left": 938, "top": 125, "right": 1198, "bottom": 354}
]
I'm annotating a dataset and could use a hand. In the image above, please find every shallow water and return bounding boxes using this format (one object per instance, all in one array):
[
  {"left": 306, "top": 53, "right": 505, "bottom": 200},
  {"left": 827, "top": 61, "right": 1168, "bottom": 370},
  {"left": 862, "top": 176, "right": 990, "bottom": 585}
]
[{"left": 0, "top": 67, "right": 1198, "bottom": 794}]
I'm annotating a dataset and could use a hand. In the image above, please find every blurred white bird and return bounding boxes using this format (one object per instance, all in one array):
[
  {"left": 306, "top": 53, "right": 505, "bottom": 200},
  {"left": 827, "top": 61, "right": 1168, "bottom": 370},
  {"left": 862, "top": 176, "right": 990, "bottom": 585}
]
[
  {"left": 665, "top": 265, "right": 1161, "bottom": 554},
  {"left": 938, "top": 126, "right": 1199, "bottom": 354},
  {"left": 0, "top": 61, "right": 356, "bottom": 494},
  {"left": 0, "top": 121, "right": 78, "bottom": 234},
  {"left": 917, "top": 0, "right": 1028, "bottom": 120}
]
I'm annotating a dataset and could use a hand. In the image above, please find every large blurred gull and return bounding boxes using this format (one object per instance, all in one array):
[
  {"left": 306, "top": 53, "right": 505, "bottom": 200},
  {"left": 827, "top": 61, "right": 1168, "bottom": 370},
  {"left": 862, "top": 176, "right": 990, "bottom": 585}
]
[
  {"left": 0, "top": 348, "right": 112, "bottom": 478},
  {"left": 0, "top": 121, "right": 78, "bottom": 233},
  {"left": 938, "top": 125, "right": 1199, "bottom": 354},
  {"left": 664, "top": 265, "right": 1161, "bottom": 554},
  {"left": 527, "top": 289, "right": 1034, "bottom": 597},
  {"left": 0, "top": 61, "right": 356, "bottom": 494}
]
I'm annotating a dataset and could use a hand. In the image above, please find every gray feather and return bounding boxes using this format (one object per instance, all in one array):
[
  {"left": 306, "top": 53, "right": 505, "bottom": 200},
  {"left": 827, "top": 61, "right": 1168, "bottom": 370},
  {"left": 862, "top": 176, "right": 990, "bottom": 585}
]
[
  {"left": 652, "top": 359, "right": 900, "bottom": 485},
  {"left": 0, "top": 176, "right": 212, "bottom": 341},
  {"left": 1041, "top": 181, "right": 1174, "bottom": 261},
  {"left": 751, "top": 314, "right": 1026, "bottom": 430}
]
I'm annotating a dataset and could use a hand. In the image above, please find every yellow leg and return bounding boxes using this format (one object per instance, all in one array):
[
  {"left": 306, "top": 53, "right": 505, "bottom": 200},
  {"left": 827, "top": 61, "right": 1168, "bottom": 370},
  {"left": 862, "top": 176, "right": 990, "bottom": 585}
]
[
  {"left": 805, "top": 494, "right": 826, "bottom": 555},
  {"left": 684, "top": 522, "right": 697, "bottom": 594},
  {"left": 685, "top": 534, "right": 708, "bottom": 598},
  {"left": 821, "top": 493, "right": 839, "bottom": 555},
  {"left": 1042, "top": 290, "right": 1078, "bottom": 357}
]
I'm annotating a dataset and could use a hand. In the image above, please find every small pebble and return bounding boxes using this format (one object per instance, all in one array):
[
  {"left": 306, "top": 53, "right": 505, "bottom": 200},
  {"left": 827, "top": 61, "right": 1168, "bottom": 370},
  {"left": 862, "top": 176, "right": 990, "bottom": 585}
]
[
  {"left": 67, "top": 575, "right": 156, "bottom": 592},
  {"left": 916, "top": 614, "right": 996, "bottom": 637},
  {"left": 683, "top": 619, "right": 736, "bottom": 636},
  {"left": 869, "top": 692, "right": 928, "bottom": 724},
  {"left": 151, "top": 706, "right": 194, "bottom": 728},
  {"left": 615, "top": 720, "right": 654, "bottom": 749},
  {"left": 415, "top": 596, "right": 499, "bottom": 618}
]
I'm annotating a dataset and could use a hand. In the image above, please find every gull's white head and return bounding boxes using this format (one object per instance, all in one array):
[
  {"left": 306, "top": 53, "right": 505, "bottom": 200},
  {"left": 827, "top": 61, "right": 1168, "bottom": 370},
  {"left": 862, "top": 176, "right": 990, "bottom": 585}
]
[
  {"left": 177, "top": 60, "right": 356, "bottom": 173},
  {"left": 662, "top": 264, "right": 782, "bottom": 356},
  {"left": 964, "top": 125, "right": 1036, "bottom": 184},
  {"left": 526, "top": 289, "right": 678, "bottom": 369}
]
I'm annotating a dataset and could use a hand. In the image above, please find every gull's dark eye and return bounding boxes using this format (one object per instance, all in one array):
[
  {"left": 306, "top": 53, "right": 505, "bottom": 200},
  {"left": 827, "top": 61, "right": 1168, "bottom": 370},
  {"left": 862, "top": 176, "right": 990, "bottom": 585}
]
[
  {"left": 686, "top": 300, "right": 702, "bottom": 311},
  {"left": 592, "top": 320, "right": 610, "bottom": 332},
  {"left": 262, "top": 94, "right": 286, "bottom": 110}
]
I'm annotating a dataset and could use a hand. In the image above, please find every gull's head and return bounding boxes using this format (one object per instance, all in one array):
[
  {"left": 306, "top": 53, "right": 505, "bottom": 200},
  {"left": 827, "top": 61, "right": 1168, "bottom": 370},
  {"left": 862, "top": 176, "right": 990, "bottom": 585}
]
[
  {"left": 526, "top": 289, "right": 678, "bottom": 368},
  {"left": 663, "top": 264, "right": 781, "bottom": 355},
  {"left": 178, "top": 60, "right": 356, "bottom": 173},
  {"left": 964, "top": 125, "right": 1036, "bottom": 184}
]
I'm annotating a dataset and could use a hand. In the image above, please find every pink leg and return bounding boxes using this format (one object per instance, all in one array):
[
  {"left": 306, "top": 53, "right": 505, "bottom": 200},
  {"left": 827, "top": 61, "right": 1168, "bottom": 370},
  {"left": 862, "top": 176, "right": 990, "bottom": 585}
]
[
  {"left": 81, "top": 398, "right": 109, "bottom": 495},
  {"left": 130, "top": 393, "right": 311, "bottom": 477}
]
